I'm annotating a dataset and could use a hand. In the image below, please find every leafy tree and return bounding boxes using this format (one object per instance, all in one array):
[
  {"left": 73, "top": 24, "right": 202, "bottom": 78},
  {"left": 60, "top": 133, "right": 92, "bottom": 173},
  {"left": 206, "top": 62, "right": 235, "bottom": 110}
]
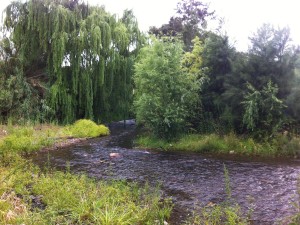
[
  {"left": 248, "top": 24, "right": 298, "bottom": 99},
  {"left": 2, "top": 0, "right": 142, "bottom": 123},
  {"left": 133, "top": 38, "right": 199, "bottom": 139},
  {"left": 220, "top": 24, "right": 299, "bottom": 134},
  {"left": 149, "top": 0, "right": 214, "bottom": 50},
  {"left": 199, "top": 32, "right": 235, "bottom": 133},
  {"left": 286, "top": 60, "right": 300, "bottom": 123},
  {"left": 182, "top": 36, "right": 207, "bottom": 79},
  {"left": 221, "top": 51, "right": 250, "bottom": 132},
  {"left": 181, "top": 36, "right": 207, "bottom": 131},
  {"left": 0, "top": 35, "right": 46, "bottom": 123},
  {"left": 242, "top": 80, "right": 285, "bottom": 138}
]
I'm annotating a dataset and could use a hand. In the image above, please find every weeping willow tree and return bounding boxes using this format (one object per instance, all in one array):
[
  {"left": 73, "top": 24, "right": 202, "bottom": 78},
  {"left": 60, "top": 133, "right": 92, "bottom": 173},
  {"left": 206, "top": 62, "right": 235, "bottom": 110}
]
[{"left": 2, "top": 0, "right": 142, "bottom": 123}]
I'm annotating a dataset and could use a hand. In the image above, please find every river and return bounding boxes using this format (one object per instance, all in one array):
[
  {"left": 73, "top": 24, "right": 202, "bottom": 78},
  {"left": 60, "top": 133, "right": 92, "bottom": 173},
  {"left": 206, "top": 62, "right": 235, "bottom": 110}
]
[{"left": 31, "top": 123, "right": 300, "bottom": 224}]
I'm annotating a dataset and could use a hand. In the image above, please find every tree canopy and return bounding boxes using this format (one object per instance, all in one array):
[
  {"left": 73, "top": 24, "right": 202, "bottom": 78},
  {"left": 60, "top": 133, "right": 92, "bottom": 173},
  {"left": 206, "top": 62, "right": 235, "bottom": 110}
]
[
  {"left": 1, "top": 0, "right": 300, "bottom": 141},
  {"left": 1, "top": 0, "right": 143, "bottom": 123},
  {"left": 149, "top": 0, "right": 214, "bottom": 50}
]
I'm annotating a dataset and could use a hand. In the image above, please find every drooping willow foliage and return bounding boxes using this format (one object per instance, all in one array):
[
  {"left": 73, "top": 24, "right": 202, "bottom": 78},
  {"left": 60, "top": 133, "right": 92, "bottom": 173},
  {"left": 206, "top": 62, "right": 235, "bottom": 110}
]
[{"left": 2, "top": 0, "right": 143, "bottom": 123}]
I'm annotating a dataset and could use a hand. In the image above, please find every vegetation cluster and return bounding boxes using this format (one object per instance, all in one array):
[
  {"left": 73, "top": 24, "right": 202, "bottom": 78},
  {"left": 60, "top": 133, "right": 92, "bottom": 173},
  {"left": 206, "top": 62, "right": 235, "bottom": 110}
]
[
  {"left": 1, "top": 0, "right": 300, "bottom": 224},
  {"left": 0, "top": 119, "right": 108, "bottom": 158},
  {"left": 137, "top": 132, "right": 300, "bottom": 158},
  {"left": 1, "top": 0, "right": 300, "bottom": 147}
]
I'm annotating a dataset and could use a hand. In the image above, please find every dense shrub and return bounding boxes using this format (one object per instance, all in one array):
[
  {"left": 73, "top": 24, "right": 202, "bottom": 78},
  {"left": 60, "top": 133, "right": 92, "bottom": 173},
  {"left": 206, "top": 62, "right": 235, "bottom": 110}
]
[
  {"left": 64, "top": 119, "right": 110, "bottom": 138},
  {"left": 133, "top": 38, "right": 199, "bottom": 139}
]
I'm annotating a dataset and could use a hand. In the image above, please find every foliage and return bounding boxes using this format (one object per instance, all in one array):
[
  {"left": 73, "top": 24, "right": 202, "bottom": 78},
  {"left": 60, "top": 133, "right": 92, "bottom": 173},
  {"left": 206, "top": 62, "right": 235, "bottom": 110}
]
[
  {"left": 198, "top": 32, "right": 235, "bottom": 133},
  {"left": 133, "top": 38, "right": 199, "bottom": 139},
  {"left": 181, "top": 36, "right": 208, "bottom": 131},
  {"left": 220, "top": 52, "right": 249, "bottom": 132},
  {"left": 242, "top": 80, "right": 285, "bottom": 138},
  {"left": 149, "top": 0, "right": 214, "bottom": 50},
  {"left": 63, "top": 119, "right": 109, "bottom": 138},
  {"left": 2, "top": 0, "right": 143, "bottom": 123},
  {"left": 0, "top": 37, "right": 50, "bottom": 123},
  {"left": 182, "top": 36, "right": 206, "bottom": 77},
  {"left": 248, "top": 24, "right": 298, "bottom": 99},
  {"left": 1, "top": 0, "right": 300, "bottom": 149},
  {"left": 0, "top": 161, "right": 172, "bottom": 224}
]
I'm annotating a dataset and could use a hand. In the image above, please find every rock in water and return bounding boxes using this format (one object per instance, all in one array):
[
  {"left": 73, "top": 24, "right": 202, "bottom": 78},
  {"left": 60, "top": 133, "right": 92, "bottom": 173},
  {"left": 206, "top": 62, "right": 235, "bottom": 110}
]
[{"left": 109, "top": 153, "right": 121, "bottom": 158}]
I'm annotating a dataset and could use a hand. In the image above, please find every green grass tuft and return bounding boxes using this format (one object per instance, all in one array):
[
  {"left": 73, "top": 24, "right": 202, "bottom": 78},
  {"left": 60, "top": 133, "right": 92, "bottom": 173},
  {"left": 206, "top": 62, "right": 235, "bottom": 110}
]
[
  {"left": 64, "top": 119, "right": 110, "bottom": 138},
  {"left": 184, "top": 165, "right": 249, "bottom": 225},
  {"left": 0, "top": 163, "right": 172, "bottom": 225}
]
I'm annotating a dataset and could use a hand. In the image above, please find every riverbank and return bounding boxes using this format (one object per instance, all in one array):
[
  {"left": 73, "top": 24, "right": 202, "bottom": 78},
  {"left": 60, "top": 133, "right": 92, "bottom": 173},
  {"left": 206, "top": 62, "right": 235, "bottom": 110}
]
[
  {"left": 136, "top": 132, "right": 300, "bottom": 158},
  {"left": 0, "top": 120, "right": 172, "bottom": 224},
  {"left": 2, "top": 122, "right": 300, "bottom": 224}
]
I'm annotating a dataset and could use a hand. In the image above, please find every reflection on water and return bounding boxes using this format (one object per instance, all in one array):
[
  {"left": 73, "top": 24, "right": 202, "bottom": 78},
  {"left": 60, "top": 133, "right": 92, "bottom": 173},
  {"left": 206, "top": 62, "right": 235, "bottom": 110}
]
[{"left": 31, "top": 124, "right": 300, "bottom": 224}]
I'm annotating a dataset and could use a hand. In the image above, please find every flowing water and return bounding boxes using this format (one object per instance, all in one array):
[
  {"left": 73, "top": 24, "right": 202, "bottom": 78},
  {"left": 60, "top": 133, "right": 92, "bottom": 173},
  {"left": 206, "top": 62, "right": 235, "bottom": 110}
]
[{"left": 31, "top": 123, "right": 300, "bottom": 224}]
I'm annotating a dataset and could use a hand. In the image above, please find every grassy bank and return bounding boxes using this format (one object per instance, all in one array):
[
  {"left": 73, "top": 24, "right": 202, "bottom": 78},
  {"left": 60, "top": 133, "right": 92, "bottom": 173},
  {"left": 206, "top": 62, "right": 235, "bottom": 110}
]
[
  {"left": 1, "top": 120, "right": 299, "bottom": 224},
  {"left": 136, "top": 132, "right": 300, "bottom": 158},
  {"left": 0, "top": 160, "right": 172, "bottom": 224},
  {"left": 0, "top": 119, "right": 109, "bottom": 158},
  {"left": 0, "top": 120, "right": 172, "bottom": 224}
]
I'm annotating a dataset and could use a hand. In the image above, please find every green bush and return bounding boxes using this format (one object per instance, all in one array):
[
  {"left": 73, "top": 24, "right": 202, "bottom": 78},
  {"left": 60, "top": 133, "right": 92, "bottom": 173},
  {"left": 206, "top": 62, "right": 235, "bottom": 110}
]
[
  {"left": 64, "top": 119, "right": 110, "bottom": 138},
  {"left": 133, "top": 38, "right": 199, "bottom": 139},
  {"left": 242, "top": 81, "right": 285, "bottom": 139}
]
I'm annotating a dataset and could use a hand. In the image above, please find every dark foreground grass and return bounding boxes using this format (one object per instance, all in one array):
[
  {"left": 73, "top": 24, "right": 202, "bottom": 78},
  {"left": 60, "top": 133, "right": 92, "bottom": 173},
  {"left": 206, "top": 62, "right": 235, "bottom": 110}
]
[{"left": 137, "top": 132, "right": 300, "bottom": 158}]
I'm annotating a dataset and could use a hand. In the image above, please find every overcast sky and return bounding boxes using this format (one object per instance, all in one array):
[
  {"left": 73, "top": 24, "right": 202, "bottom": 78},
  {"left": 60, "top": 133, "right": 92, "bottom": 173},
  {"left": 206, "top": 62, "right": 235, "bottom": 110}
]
[{"left": 1, "top": 0, "right": 300, "bottom": 51}]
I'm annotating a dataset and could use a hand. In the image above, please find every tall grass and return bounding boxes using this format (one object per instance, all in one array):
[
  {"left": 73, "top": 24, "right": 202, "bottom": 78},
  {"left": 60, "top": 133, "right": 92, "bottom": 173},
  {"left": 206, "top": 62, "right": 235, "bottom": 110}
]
[
  {"left": 0, "top": 120, "right": 110, "bottom": 158},
  {"left": 137, "top": 132, "right": 300, "bottom": 157},
  {"left": 0, "top": 120, "right": 172, "bottom": 224},
  {"left": 283, "top": 177, "right": 300, "bottom": 224},
  {"left": 0, "top": 161, "right": 172, "bottom": 224}
]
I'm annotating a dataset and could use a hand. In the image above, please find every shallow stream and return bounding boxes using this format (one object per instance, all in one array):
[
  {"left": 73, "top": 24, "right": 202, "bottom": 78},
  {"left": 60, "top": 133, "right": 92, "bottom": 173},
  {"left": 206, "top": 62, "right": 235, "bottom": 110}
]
[{"left": 31, "top": 123, "right": 300, "bottom": 224}]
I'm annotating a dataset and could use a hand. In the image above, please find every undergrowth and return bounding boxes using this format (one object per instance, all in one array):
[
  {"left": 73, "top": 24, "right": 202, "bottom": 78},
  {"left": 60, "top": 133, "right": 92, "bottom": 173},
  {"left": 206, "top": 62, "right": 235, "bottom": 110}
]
[
  {"left": 0, "top": 120, "right": 110, "bottom": 157},
  {"left": 0, "top": 160, "right": 172, "bottom": 224},
  {"left": 137, "top": 132, "right": 300, "bottom": 158},
  {"left": 0, "top": 120, "right": 171, "bottom": 224}
]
